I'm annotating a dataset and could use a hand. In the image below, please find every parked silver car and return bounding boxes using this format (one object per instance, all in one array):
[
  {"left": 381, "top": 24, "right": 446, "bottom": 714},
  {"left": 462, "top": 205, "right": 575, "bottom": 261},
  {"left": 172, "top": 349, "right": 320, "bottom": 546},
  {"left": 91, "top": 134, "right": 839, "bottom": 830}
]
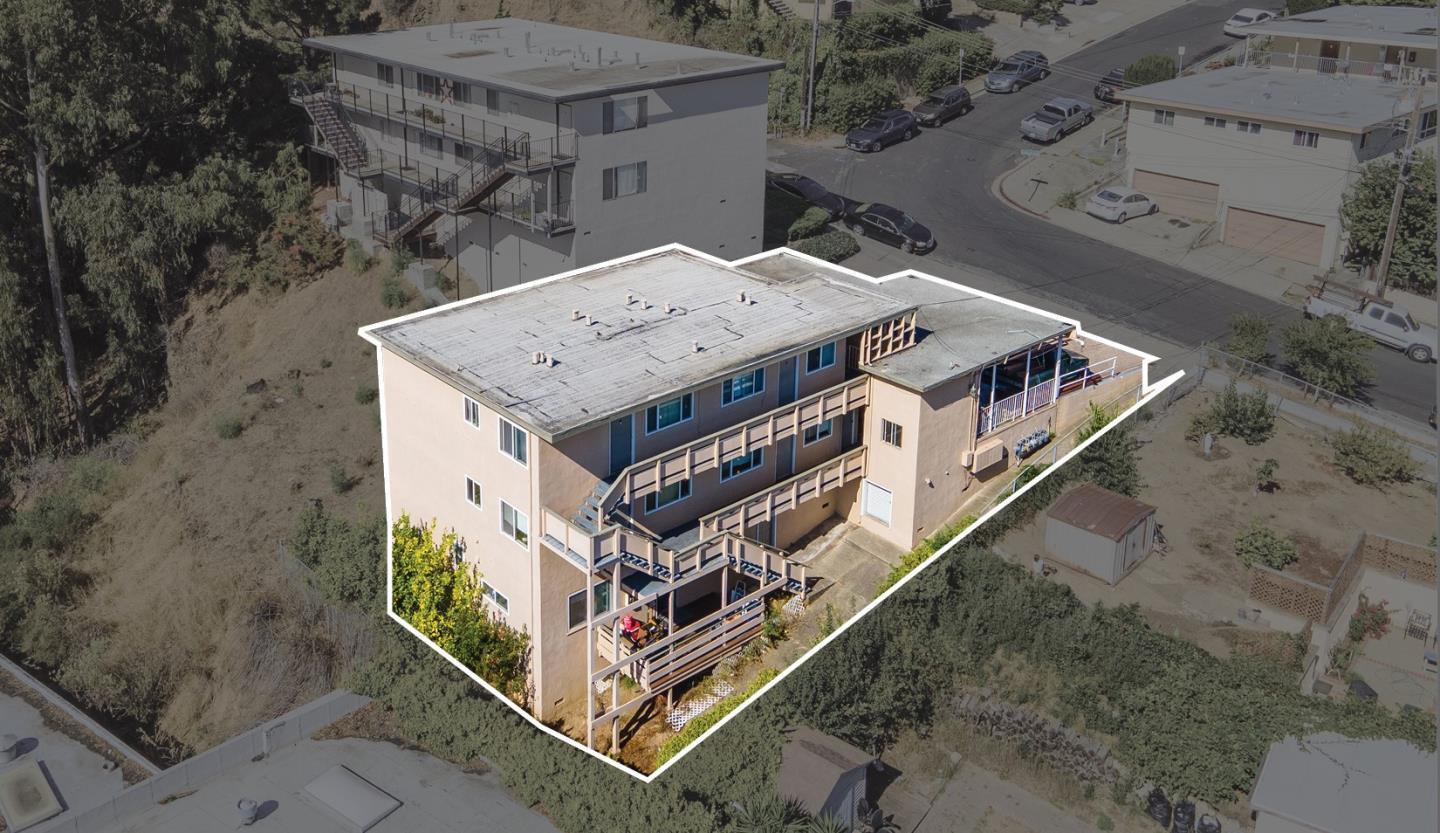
[
  {"left": 985, "top": 50, "right": 1049, "bottom": 93},
  {"left": 1019, "top": 97, "right": 1093, "bottom": 143}
]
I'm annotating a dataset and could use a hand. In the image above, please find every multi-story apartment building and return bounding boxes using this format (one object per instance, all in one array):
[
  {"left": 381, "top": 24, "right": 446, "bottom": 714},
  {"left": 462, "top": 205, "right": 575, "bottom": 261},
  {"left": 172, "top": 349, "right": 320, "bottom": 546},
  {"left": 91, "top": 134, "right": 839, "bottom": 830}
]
[
  {"left": 1117, "top": 4, "right": 1436, "bottom": 269},
  {"left": 294, "top": 19, "right": 780, "bottom": 292},
  {"left": 361, "top": 247, "right": 1147, "bottom": 756}
]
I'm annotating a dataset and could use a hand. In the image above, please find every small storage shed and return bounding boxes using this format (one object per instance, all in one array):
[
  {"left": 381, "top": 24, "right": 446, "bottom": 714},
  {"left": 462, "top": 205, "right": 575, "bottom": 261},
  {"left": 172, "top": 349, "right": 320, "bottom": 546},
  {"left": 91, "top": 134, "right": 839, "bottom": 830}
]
[
  {"left": 777, "top": 726, "right": 875, "bottom": 828},
  {"left": 1044, "top": 483, "right": 1157, "bottom": 585}
]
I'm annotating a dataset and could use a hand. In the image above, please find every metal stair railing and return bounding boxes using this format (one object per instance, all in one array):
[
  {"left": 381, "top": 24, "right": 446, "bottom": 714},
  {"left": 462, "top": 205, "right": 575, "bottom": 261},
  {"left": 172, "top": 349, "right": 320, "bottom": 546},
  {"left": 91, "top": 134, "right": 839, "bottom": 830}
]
[{"left": 288, "top": 78, "right": 369, "bottom": 172}]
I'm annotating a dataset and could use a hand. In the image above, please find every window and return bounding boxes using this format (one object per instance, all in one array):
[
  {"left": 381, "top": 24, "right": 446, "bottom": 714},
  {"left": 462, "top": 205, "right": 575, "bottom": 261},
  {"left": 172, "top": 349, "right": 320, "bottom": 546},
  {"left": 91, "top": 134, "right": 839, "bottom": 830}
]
[
  {"left": 452, "top": 81, "right": 472, "bottom": 104},
  {"left": 1236, "top": 120, "right": 1262, "bottom": 135},
  {"left": 465, "top": 477, "right": 482, "bottom": 508},
  {"left": 455, "top": 141, "right": 474, "bottom": 162},
  {"left": 881, "top": 419, "right": 903, "bottom": 448},
  {"left": 603, "top": 96, "right": 649, "bottom": 133},
  {"left": 1292, "top": 130, "right": 1320, "bottom": 148},
  {"left": 1152, "top": 109, "right": 1175, "bottom": 126},
  {"left": 803, "top": 418, "right": 834, "bottom": 446},
  {"left": 1422, "top": 110, "right": 1437, "bottom": 140},
  {"left": 419, "top": 132, "right": 444, "bottom": 158},
  {"left": 720, "top": 449, "right": 764, "bottom": 482},
  {"left": 644, "top": 393, "right": 693, "bottom": 434},
  {"left": 500, "top": 500, "right": 529, "bottom": 547},
  {"left": 1203, "top": 116, "right": 1227, "bottom": 129},
  {"left": 644, "top": 479, "right": 691, "bottom": 512},
  {"left": 499, "top": 417, "right": 528, "bottom": 465},
  {"left": 1385, "top": 312, "right": 1409, "bottom": 330},
  {"left": 417, "top": 72, "right": 441, "bottom": 98},
  {"left": 602, "top": 162, "right": 647, "bottom": 200},
  {"left": 805, "top": 342, "right": 836, "bottom": 374},
  {"left": 567, "top": 583, "right": 612, "bottom": 629},
  {"left": 375, "top": 63, "right": 395, "bottom": 87},
  {"left": 481, "top": 581, "right": 509, "bottom": 613},
  {"left": 721, "top": 369, "right": 765, "bottom": 406},
  {"left": 463, "top": 396, "right": 481, "bottom": 427},
  {"left": 485, "top": 88, "right": 499, "bottom": 113},
  {"left": 1368, "top": 306, "right": 1385, "bottom": 320}
]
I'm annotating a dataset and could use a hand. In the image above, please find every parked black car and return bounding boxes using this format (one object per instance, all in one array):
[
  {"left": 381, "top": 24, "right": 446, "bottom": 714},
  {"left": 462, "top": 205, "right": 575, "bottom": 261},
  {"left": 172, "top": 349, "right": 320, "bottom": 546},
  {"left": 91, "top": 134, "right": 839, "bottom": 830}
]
[
  {"left": 912, "top": 85, "right": 973, "bottom": 127},
  {"left": 985, "top": 50, "right": 1049, "bottom": 93},
  {"left": 845, "top": 203, "right": 934, "bottom": 253},
  {"left": 765, "top": 171, "right": 847, "bottom": 218},
  {"left": 1093, "top": 67, "right": 1125, "bottom": 102},
  {"left": 845, "top": 110, "right": 919, "bottom": 152}
]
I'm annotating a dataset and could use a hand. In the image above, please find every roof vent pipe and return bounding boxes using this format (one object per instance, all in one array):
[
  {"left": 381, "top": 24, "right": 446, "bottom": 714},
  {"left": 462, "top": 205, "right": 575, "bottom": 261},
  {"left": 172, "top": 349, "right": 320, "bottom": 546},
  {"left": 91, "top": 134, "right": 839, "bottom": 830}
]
[
  {"left": 546, "top": 354, "right": 557, "bottom": 367},
  {"left": 736, "top": 291, "right": 746, "bottom": 304},
  {"left": 625, "top": 291, "right": 634, "bottom": 304},
  {"left": 640, "top": 298, "right": 651, "bottom": 310},
  {"left": 585, "top": 314, "right": 595, "bottom": 325},
  {"left": 572, "top": 308, "right": 582, "bottom": 321},
  {"left": 531, "top": 351, "right": 543, "bottom": 365},
  {"left": 664, "top": 302, "right": 675, "bottom": 314},
  {"left": 691, "top": 340, "right": 701, "bottom": 353},
  {"left": 635, "top": 52, "right": 641, "bottom": 66}
]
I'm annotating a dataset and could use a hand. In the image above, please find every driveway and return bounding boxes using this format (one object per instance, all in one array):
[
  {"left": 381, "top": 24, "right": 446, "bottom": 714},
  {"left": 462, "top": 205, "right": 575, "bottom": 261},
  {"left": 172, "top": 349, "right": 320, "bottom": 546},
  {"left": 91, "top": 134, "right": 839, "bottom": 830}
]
[{"left": 767, "top": 0, "right": 1436, "bottom": 422}]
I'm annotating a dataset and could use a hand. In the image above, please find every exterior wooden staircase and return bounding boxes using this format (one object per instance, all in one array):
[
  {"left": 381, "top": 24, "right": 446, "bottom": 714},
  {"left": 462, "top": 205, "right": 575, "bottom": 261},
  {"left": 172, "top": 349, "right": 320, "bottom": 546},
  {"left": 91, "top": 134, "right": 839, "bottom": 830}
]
[
  {"left": 373, "top": 137, "right": 517, "bottom": 245},
  {"left": 291, "top": 81, "right": 369, "bottom": 172},
  {"left": 763, "top": 0, "right": 796, "bottom": 19}
]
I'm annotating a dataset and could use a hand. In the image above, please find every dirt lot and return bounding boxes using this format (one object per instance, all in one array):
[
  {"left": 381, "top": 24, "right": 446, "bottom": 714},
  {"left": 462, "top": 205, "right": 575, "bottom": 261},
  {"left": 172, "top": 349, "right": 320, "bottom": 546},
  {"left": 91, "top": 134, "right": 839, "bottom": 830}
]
[
  {"left": 998, "top": 387, "right": 1437, "bottom": 656},
  {"left": 50, "top": 231, "right": 415, "bottom": 752}
]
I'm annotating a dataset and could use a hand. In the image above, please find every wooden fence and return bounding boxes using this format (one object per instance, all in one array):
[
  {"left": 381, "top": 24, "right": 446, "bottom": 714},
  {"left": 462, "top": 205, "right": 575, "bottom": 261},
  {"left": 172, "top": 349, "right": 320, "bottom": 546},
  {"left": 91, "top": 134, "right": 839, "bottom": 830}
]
[{"left": 1247, "top": 531, "right": 1435, "bottom": 625}]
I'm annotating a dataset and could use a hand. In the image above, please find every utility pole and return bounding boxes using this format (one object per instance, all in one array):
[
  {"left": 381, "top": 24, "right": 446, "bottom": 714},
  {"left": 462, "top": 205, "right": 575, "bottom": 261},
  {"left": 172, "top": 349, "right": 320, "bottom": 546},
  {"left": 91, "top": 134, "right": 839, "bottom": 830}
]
[
  {"left": 1374, "top": 85, "right": 1425, "bottom": 299},
  {"left": 803, "top": 0, "right": 820, "bottom": 133}
]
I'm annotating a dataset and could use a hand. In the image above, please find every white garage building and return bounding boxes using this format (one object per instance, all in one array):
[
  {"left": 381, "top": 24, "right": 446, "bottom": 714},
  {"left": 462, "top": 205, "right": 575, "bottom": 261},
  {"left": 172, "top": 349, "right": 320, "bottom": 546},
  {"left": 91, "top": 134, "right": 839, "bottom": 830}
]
[{"left": 1044, "top": 483, "right": 1156, "bottom": 585}]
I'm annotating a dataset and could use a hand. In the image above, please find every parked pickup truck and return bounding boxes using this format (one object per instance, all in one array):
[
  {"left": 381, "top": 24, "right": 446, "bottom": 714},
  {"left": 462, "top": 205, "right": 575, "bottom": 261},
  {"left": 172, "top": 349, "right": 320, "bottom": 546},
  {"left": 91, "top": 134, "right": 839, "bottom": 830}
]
[
  {"left": 1304, "top": 285, "right": 1437, "bottom": 362},
  {"left": 1020, "top": 98, "right": 1093, "bottom": 143}
]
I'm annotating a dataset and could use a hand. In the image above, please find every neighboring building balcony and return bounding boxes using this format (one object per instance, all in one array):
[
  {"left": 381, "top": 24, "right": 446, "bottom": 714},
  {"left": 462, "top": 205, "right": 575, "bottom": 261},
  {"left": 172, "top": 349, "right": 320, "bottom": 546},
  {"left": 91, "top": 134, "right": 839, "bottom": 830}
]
[
  {"left": 977, "top": 355, "right": 1119, "bottom": 437},
  {"left": 318, "top": 79, "right": 578, "bottom": 172},
  {"left": 1246, "top": 49, "right": 1437, "bottom": 85}
]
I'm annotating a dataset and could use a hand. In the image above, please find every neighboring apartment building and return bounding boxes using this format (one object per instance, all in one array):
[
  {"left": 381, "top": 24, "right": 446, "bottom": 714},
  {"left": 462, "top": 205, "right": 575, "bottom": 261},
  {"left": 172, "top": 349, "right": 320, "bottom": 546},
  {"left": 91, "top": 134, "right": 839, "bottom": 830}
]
[
  {"left": 361, "top": 247, "right": 1147, "bottom": 754},
  {"left": 1117, "top": 4, "right": 1437, "bottom": 269},
  {"left": 293, "top": 19, "right": 780, "bottom": 292}
]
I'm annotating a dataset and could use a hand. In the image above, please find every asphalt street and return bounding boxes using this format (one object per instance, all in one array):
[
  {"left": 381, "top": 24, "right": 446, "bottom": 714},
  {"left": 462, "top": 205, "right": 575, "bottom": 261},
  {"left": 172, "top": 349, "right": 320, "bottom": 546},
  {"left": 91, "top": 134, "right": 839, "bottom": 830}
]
[{"left": 769, "top": 0, "right": 1436, "bottom": 422}]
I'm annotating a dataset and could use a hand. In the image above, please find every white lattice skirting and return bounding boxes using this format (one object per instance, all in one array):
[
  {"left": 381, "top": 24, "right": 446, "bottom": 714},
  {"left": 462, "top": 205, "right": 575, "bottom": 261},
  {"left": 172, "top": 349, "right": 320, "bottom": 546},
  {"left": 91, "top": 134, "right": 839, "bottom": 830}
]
[{"left": 666, "top": 681, "right": 736, "bottom": 731}]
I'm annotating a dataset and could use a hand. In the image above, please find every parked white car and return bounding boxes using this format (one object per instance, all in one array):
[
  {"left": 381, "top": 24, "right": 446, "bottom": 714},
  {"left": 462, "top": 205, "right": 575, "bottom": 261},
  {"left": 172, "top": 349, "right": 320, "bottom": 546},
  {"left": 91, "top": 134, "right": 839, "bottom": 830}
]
[
  {"left": 1085, "top": 187, "right": 1158, "bottom": 223},
  {"left": 1223, "top": 8, "right": 1276, "bottom": 36}
]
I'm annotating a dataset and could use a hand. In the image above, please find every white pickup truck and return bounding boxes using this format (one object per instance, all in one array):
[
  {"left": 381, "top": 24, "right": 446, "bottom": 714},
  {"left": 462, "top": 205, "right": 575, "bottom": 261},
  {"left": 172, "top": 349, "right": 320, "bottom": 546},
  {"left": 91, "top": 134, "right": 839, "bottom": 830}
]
[{"left": 1304, "top": 285, "right": 1437, "bottom": 362}]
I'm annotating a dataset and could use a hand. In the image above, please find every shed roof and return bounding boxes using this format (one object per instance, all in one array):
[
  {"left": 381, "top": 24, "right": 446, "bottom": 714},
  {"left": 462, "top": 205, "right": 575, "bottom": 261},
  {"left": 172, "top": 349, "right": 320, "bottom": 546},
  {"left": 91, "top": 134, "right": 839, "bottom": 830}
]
[
  {"left": 1046, "top": 483, "right": 1155, "bottom": 541},
  {"left": 366, "top": 250, "right": 913, "bottom": 441},
  {"left": 1118, "top": 66, "right": 1435, "bottom": 133},
  {"left": 305, "top": 19, "right": 782, "bottom": 102},
  {"left": 776, "top": 726, "right": 874, "bottom": 816},
  {"left": 1250, "top": 733, "right": 1437, "bottom": 833}
]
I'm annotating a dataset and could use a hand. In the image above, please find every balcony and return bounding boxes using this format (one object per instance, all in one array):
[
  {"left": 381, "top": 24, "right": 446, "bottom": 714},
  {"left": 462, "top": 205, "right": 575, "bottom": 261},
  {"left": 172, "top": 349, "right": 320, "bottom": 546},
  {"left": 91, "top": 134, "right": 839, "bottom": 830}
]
[
  {"left": 977, "top": 356, "right": 1117, "bottom": 438},
  {"left": 1247, "top": 50, "right": 1437, "bottom": 85},
  {"left": 701, "top": 446, "right": 868, "bottom": 538},
  {"left": 599, "top": 376, "right": 871, "bottom": 517},
  {"left": 327, "top": 80, "right": 577, "bottom": 171}
]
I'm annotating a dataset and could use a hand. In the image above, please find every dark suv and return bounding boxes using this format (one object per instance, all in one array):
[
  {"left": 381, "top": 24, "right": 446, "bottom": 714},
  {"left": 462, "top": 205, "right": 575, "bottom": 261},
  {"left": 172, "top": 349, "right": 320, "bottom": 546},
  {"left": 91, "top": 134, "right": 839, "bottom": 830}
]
[
  {"left": 845, "top": 110, "right": 919, "bottom": 152},
  {"left": 1093, "top": 67, "right": 1125, "bottom": 102},
  {"left": 845, "top": 203, "right": 934, "bottom": 253},
  {"left": 912, "top": 85, "right": 973, "bottom": 127},
  {"left": 985, "top": 50, "right": 1049, "bottom": 93},
  {"left": 765, "top": 171, "right": 847, "bottom": 218}
]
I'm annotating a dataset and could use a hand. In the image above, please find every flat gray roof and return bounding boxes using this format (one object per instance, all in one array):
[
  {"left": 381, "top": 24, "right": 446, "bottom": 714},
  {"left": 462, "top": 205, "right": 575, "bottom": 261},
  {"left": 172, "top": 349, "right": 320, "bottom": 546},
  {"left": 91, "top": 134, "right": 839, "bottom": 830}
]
[
  {"left": 1250, "top": 733, "right": 1437, "bottom": 833},
  {"left": 1119, "top": 66, "right": 1435, "bottom": 133},
  {"left": 740, "top": 253, "right": 1073, "bottom": 390},
  {"left": 305, "top": 19, "right": 782, "bottom": 102},
  {"left": 1247, "top": 5, "right": 1438, "bottom": 49},
  {"left": 368, "top": 250, "right": 914, "bottom": 440}
]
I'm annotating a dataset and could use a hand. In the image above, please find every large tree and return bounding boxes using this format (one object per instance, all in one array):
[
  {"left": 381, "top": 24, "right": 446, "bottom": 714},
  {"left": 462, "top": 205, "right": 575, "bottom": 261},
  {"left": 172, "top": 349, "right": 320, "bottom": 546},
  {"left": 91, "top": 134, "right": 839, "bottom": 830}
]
[{"left": 1340, "top": 150, "right": 1436, "bottom": 295}]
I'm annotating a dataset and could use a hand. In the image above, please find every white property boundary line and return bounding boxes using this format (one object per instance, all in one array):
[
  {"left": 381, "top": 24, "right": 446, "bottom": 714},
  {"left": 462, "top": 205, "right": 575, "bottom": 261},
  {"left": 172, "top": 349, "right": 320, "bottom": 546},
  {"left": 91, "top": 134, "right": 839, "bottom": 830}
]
[{"left": 357, "top": 242, "right": 1180, "bottom": 782}]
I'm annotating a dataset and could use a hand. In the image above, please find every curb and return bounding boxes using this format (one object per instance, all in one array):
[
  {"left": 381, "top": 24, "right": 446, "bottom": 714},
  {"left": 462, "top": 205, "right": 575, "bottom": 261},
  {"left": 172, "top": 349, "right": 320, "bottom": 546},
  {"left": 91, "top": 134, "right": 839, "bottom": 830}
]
[{"left": 991, "top": 156, "right": 1050, "bottom": 219}]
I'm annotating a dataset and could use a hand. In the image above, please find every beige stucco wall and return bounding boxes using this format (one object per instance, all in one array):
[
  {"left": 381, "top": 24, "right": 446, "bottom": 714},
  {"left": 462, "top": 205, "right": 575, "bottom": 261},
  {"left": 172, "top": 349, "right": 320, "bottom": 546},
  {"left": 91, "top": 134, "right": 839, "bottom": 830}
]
[
  {"left": 535, "top": 545, "right": 588, "bottom": 717},
  {"left": 855, "top": 377, "right": 925, "bottom": 550},
  {"left": 379, "top": 346, "right": 539, "bottom": 636},
  {"left": 910, "top": 379, "right": 979, "bottom": 541},
  {"left": 1125, "top": 101, "right": 1359, "bottom": 268}
]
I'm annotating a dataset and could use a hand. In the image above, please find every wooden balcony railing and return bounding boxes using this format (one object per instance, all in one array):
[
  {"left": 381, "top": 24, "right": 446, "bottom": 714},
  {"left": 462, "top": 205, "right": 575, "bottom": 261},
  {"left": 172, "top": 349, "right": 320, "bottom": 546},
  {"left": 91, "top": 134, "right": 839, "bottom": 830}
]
[
  {"left": 701, "top": 446, "right": 868, "bottom": 538},
  {"left": 600, "top": 375, "right": 870, "bottom": 517}
]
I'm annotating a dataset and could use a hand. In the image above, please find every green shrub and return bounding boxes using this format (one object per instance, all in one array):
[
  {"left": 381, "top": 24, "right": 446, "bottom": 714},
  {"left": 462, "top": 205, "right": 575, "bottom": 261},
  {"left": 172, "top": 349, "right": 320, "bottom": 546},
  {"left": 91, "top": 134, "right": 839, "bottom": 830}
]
[
  {"left": 1235, "top": 523, "right": 1298, "bottom": 570},
  {"left": 655, "top": 669, "right": 780, "bottom": 766},
  {"left": 790, "top": 229, "right": 860, "bottom": 263},
  {"left": 1226, "top": 313, "right": 1272, "bottom": 364},
  {"left": 329, "top": 463, "right": 357, "bottom": 495},
  {"left": 215, "top": 414, "right": 244, "bottom": 439},
  {"left": 1126, "top": 54, "right": 1178, "bottom": 87},
  {"left": 1281, "top": 315, "right": 1374, "bottom": 397},
  {"left": 1056, "top": 189, "right": 1082, "bottom": 211},
  {"left": 1186, "top": 382, "right": 1275, "bottom": 445},
  {"left": 345, "top": 239, "right": 377, "bottom": 273},
  {"left": 818, "top": 76, "right": 898, "bottom": 134},
  {"left": 1329, "top": 424, "right": 1418, "bottom": 486},
  {"left": 787, "top": 206, "right": 831, "bottom": 241},
  {"left": 380, "top": 277, "right": 411, "bottom": 309},
  {"left": 764, "top": 190, "right": 811, "bottom": 249},
  {"left": 1096, "top": 813, "right": 1115, "bottom": 832},
  {"left": 877, "top": 515, "right": 978, "bottom": 594},
  {"left": 290, "top": 501, "right": 385, "bottom": 608},
  {"left": 1254, "top": 458, "right": 1279, "bottom": 493},
  {"left": 389, "top": 245, "right": 416, "bottom": 277},
  {"left": 1347, "top": 594, "right": 1391, "bottom": 641},
  {"left": 355, "top": 384, "right": 378, "bottom": 405}
]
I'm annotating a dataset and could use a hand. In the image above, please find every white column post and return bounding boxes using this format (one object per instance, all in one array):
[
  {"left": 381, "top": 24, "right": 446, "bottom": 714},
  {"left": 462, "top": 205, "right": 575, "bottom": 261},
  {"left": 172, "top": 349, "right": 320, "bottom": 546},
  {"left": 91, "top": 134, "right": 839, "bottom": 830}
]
[
  {"left": 987, "top": 363, "right": 998, "bottom": 432},
  {"left": 1022, "top": 347, "right": 1033, "bottom": 415},
  {"left": 1051, "top": 341, "right": 1063, "bottom": 403}
]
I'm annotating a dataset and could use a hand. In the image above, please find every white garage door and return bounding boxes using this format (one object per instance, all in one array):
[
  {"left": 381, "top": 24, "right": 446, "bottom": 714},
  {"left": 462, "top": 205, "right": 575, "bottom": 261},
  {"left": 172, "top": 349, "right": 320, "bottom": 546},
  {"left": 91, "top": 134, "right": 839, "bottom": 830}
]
[
  {"left": 1131, "top": 170, "right": 1220, "bottom": 220},
  {"left": 1223, "top": 207, "right": 1326, "bottom": 266},
  {"left": 862, "top": 480, "right": 893, "bottom": 526}
]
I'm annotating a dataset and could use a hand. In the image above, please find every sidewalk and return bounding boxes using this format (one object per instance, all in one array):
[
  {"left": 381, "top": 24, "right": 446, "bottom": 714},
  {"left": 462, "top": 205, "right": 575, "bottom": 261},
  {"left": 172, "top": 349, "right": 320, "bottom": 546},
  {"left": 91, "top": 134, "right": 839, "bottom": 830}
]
[{"left": 952, "top": 0, "right": 1194, "bottom": 66}]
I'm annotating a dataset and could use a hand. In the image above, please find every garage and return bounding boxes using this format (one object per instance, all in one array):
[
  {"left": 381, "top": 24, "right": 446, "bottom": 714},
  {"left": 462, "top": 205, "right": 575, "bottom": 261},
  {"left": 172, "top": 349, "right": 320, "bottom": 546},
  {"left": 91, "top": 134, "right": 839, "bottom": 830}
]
[
  {"left": 1223, "top": 207, "right": 1326, "bottom": 266},
  {"left": 1131, "top": 170, "right": 1219, "bottom": 220}
]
